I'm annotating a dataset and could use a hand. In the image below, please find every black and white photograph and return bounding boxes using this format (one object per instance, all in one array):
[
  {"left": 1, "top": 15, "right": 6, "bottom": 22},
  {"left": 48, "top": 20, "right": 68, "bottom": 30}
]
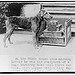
[{"left": 0, "top": 0, "right": 75, "bottom": 72}]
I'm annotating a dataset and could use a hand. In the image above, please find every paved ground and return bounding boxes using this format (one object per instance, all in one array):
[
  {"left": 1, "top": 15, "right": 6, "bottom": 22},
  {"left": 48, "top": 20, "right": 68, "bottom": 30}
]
[{"left": 0, "top": 31, "right": 75, "bottom": 57}]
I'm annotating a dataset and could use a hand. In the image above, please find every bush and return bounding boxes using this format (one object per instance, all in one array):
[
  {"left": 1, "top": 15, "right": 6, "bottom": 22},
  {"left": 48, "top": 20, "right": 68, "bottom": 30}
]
[{"left": 0, "top": 2, "right": 8, "bottom": 34}]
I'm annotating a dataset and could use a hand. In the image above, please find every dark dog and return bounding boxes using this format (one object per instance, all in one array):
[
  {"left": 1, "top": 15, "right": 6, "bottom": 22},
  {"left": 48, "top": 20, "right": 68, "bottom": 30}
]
[{"left": 3, "top": 10, "right": 52, "bottom": 48}]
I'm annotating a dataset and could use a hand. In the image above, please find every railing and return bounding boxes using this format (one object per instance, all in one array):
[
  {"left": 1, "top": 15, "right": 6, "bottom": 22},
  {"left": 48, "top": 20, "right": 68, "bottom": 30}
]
[{"left": 41, "top": 2, "right": 75, "bottom": 20}]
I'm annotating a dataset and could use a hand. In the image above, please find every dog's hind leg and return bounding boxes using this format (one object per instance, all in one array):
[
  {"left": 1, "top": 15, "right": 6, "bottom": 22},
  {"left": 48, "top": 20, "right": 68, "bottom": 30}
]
[
  {"left": 8, "top": 30, "right": 13, "bottom": 44},
  {"left": 3, "top": 32, "right": 9, "bottom": 48},
  {"left": 3, "top": 28, "right": 14, "bottom": 48}
]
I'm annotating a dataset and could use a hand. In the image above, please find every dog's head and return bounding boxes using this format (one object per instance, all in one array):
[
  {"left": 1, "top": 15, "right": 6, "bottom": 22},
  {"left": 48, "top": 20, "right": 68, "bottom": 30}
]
[
  {"left": 43, "top": 11, "right": 53, "bottom": 20},
  {"left": 37, "top": 9, "right": 53, "bottom": 21}
]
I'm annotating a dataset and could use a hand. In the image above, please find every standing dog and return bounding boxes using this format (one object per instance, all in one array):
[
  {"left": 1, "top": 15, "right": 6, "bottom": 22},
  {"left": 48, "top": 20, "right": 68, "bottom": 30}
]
[{"left": 3, "top": 10, "right": 52, "bottom": 48}]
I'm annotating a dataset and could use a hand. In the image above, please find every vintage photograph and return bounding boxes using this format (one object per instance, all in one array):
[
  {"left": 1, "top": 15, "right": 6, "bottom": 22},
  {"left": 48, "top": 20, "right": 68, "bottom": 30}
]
[{"left": 0, "top": 1, "right": 75, "bottom": 72}]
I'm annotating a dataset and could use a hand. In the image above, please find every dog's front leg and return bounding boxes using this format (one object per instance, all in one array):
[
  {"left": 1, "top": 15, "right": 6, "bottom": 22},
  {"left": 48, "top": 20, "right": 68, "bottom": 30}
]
[
  {"left": 32, "top": 32, "right": 36, "bottom": 45},
  {"left": 3, "top": 33, "right": 8, "bottom": 48}
]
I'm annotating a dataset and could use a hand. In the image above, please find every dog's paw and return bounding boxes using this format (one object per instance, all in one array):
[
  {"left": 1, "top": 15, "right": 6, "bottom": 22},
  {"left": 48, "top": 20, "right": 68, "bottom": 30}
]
[
  {"left": 34, "top": 45, "right": 39, "bottom": 49},
  {"left": 10, "top": 42, "right": 13, "bottom": 44},
  {"left": 4, "top": 45, "right": 8, "bottom": 48},
  {"left": 37, "top": 43, "right": 43, "bottom": 47},
  {"left": 39, "top": 44, "right": 43, "bottom": 47},
  {"left": 33, "top": 44, "right": 39, "bottom": 49}
]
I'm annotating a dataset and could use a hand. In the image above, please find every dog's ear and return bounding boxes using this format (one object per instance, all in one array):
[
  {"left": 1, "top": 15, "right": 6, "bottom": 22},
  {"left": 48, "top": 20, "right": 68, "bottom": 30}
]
[
  {"left": 50, "top": 16, "right": 53, "bottom": 19},
  {"left": 48, "top": 13, "right": 53, "bottom": 19}
]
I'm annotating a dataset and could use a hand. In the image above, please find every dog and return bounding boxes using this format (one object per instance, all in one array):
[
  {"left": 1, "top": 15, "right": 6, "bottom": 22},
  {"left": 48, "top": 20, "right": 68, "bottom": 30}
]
[{"left": 3, "top": 10, "right": 52, "bottom": 48}]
